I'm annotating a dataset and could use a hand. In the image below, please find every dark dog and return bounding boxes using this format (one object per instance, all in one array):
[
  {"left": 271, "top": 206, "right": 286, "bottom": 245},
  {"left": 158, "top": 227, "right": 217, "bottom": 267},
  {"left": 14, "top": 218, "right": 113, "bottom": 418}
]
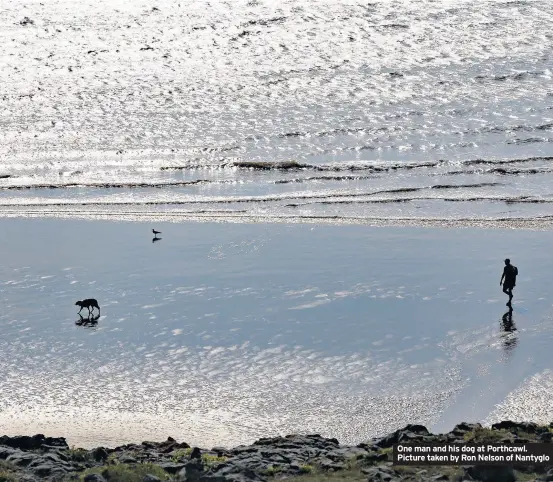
[{"left": 75, "top": 299, "right": 100, "bottom": 315}]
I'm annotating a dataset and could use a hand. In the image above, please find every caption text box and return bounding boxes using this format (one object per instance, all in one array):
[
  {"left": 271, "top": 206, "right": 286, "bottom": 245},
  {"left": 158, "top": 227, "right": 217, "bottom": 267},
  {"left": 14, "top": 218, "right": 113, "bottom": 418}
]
[{"left": 393, "top": 444, "right": 553, "bottom": 465}]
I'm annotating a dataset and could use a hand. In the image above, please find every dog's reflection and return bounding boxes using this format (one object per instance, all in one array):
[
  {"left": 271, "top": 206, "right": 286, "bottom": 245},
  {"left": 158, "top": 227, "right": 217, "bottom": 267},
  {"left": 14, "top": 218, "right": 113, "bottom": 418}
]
[{"left": 75, "top": 313, "right": 100, "bottom": 327}]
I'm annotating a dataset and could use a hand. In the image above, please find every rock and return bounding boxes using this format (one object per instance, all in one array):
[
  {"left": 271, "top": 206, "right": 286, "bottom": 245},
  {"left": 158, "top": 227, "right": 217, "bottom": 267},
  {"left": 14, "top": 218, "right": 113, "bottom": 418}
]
[
  {"left": 40, "top": 452, "right": 67, "bottom": 465},
  {"left": 400, "top": 424, "right": 429, "bottom": 434},
  {"left": 357, "top": 441, "right": 379, "bottom": 451},
  {"left": 451, "top": 422, "right": 482, "bottom": 435},
  {"left": 252, "top": 434, "right": 338, "bottom": 450},
  {"left": 359, "top": 452, "right": 387, "bottom": 464},
  {"left": 92, "top": 447, "right": 109, "bottom": 461},
  {"left": 464, "top": 465, "right": 516, "bottom": 482},
  {"left": 0, "top": 434, "right": 68, "bottom": 451},
  {"left": 361, "top": 466, "right": 397, "bottom": 481},
  {"left": 258, "top": 449, "right": 290, "bottom": 463},
  {"left": 118, "top": 443, "right": 142, "bottom": 452},
  {"left": 318, "top": 457, "right": 346, "bottom": 471},
  {"left": 23, "top": 452, "right": 73, "bottom": 479},
  {"left": 0, "top": 446, "right": 17, "bottom": 459},
  {"left": 20, "top": 16, "right": 34, "bottom": 25},
  {"left": 41, "top": 444, "right": 69, "bottom": 453},
  {"left": 157, "top": 437, "right": 184, "bottom": 453},
  {"left": 375, "top": 425, "right": 429, "bottom": 448},
  {"left": 158, "top": 461, "right": 186, "bottom": 474},
  {"left": 159, "top": 444, "right": 177, "bottom": 454},
  {"left": 49, "top": 450, "right": 70, "bottom": 462},
  {"left": 30, "top": 463, "right": 65, "bottom": 477},
  {"left": 491, "top": 421, "right": 540, "bottom": 433},
  {"left": 202, "top": 467, "right": 266, "bottom": 482},
  {"left": 6, "top": 451, "right": 38, "bottom": 467},
  {"left": 119, "top": 455, "right": 138, "bottom": 464},
  {"left": 177, "top": 459, "right": 205, "bottom": 481},
  {"left": 191, "top": 447, "right": 202, "bottom": 459},
  {"left": 327, "top": 447, "right": 368, "bottom": 460},
  {"left": 222, "top": 455, "right": 264, "bottom": 472},
  {"left": 212, "top": 447, "right": 231, "bottom": 458},
  {"left": 143, "top": 475, "right": 163, "bottom": 482},
  {"left": 231, "top": 446, "right": 258, "bottom": 455},
  {"left": 84, "top": 475, "right": 108, "bottom": 482}
]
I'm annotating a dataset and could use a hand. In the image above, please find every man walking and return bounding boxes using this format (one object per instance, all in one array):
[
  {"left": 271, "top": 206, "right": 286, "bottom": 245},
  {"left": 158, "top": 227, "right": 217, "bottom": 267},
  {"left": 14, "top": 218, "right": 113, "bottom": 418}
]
[{"left": 500, "top": 258, "right": 518, "bottom": 306}]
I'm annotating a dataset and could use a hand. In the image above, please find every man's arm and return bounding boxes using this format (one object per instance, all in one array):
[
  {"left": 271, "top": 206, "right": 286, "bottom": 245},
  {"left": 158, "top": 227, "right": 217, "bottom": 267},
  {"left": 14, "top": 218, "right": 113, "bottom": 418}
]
[{"left": 500, "top": 270, "right": 505, "bottom": 285}]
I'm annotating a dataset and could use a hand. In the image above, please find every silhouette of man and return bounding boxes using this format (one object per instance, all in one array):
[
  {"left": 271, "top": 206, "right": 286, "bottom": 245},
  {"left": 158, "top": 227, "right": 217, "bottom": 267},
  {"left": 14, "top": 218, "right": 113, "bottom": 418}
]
[{"left": 500, "top": 258, "right": 518, "bottom": 306}]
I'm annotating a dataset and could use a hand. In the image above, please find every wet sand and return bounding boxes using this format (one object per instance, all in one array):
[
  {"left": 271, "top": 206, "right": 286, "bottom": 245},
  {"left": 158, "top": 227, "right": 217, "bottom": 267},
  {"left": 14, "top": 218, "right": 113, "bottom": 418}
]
[{"left": 1, "top": 218, "right": 553, "bottom": 448}]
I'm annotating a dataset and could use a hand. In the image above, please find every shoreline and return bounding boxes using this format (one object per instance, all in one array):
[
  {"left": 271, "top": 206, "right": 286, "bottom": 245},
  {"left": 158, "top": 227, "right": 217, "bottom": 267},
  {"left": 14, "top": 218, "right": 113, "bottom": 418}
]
[
  {"left": 0, "top": 422, "right": 551, "bottom": 481},
  {"left": 2, "top": 211, "right": 553, "bottom": 230}
]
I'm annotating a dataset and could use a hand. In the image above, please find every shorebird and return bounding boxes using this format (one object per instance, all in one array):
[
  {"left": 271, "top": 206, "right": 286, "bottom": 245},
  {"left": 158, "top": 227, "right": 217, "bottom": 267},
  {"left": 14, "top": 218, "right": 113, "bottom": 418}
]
[{"left": 152, "top": 229, "right": 161, "bottom": 237}]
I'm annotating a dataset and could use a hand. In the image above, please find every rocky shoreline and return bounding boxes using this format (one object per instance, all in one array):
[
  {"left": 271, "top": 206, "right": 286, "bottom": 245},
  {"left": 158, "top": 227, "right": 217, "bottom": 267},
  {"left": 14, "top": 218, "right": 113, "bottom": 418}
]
[{"left": 1, "top": 422, "right": 553, "bottom": 482}]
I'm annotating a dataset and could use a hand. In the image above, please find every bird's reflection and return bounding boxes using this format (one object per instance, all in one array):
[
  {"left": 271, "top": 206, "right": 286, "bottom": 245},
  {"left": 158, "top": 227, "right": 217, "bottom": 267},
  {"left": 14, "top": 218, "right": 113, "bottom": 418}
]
[
  {"left": 500, "top": 307, "right": 518, "bottom": 357},
  {"left": 75, "top": 313, "right": 100, "bottom": 328},
  {"left": 152, "top": 236, "right": 162, "bottom": 243}
]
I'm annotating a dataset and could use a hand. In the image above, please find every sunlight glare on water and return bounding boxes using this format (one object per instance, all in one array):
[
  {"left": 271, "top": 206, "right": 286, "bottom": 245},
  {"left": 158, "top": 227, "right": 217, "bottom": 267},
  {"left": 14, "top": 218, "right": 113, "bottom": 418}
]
[{"left": 0, "top": 0, "right": 552, "bottom": 224}]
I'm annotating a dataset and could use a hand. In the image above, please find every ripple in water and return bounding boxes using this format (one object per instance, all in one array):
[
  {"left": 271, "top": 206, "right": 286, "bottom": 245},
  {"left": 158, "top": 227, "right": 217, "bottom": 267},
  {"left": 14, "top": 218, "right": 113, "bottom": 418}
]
[{"left": 0, "top": 0, "right": 552, "bottom": 225}]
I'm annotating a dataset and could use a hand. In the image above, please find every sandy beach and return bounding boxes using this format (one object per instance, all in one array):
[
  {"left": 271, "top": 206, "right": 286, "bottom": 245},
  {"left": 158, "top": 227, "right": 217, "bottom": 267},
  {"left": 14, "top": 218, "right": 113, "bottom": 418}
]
[{"left": 1, "top": 218, "right": 552, "bottom": 448}]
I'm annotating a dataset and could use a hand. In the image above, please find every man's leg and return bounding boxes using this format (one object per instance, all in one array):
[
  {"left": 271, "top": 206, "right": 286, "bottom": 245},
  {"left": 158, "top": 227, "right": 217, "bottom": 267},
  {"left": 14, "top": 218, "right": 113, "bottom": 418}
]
[
  {"left": 503, "top": 286, "right": 513, "bottom": 305},
  {"left": 503, "top": 286, "right": 511, "bottom": 305}
]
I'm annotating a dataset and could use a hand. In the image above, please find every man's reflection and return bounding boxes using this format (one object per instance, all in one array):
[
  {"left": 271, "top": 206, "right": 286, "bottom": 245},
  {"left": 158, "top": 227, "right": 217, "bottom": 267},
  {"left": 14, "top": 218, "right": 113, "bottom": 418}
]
[{"left": 500, "top": 307, "right": 518, "bottom": 357}]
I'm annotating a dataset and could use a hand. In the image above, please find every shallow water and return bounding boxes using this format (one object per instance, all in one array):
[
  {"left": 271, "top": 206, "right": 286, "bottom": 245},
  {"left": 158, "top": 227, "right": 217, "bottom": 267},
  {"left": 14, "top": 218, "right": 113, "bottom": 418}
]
[
  {"left": 1, "top": 0, "right": 553, "bottom": 225},
  {"left": 1, "top": 219, "right": 553, "bottom": 447}
]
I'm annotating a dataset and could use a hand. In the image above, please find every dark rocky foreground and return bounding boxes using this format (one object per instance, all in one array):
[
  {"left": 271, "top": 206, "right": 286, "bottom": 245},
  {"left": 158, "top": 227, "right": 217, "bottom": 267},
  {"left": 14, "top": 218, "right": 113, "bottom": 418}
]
[{"left": 1, "top": 422, "right": 553, "bottom": 482}]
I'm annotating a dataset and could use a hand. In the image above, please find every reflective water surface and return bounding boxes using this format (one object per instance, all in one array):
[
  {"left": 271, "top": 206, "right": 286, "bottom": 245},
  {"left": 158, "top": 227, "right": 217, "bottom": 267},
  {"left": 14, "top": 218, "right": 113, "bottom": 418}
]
[{"left": 1, "top": 219, "right": 553, "bottom": 447}]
